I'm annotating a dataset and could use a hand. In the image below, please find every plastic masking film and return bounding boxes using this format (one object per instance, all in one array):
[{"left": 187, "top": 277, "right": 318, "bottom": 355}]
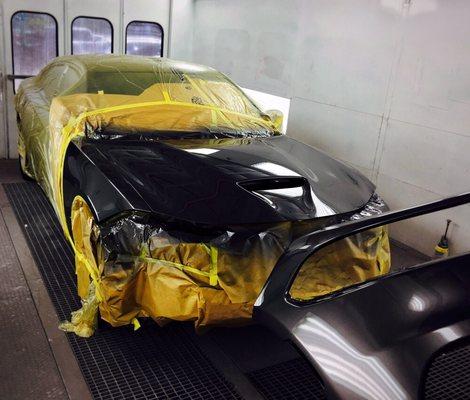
[
  {"left": 14, "top": 54, "right": 276, "bottom": 229},
  {"left": 15, "top": 55, "right": 391, "bottom": 336}
]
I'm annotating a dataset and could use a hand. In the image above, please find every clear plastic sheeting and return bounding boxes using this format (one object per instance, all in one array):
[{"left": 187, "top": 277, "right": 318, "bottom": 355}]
[
  {"left": 15, "top": 55, "right": 277, "bottom": 229},
  {"left": 14, "top": 55, "right": 279, "bottom": 336}
]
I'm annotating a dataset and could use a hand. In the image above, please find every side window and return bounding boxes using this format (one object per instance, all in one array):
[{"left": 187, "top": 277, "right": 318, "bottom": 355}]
[
  {"left": 11, "top": 11, "right": 58, "bottom": 91},
  {"left": 40, "top": 64, "right": 82, "bottom": 100},
  {"left": 40, "top": 65, "right": 64, "bottom": 100},
  {"left": 125, "top": 21, "right": 163, "bottom": 57},
  {"left": 72, "top": 16, "right": 113, "bottom": 55}
]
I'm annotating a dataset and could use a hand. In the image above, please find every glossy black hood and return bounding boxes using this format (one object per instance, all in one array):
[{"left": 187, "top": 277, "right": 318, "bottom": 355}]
[{"left": 82, "top": 135, "right": 375, "bottom": 226}]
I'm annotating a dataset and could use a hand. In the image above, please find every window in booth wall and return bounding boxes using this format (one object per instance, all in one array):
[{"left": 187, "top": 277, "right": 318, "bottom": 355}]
[
  {"left": 11, "top": 11, "right": 58, "bottom": 91},
  {"left": 72, "top": 16, "right": 113, "bottom": 55},
  {"left": 126, "top": 21, "right": 163, "bottom": 57}
]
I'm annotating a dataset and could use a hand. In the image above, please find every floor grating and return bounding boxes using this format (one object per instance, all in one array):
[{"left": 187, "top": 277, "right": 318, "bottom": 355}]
[
  {"left": 4, "top": 182, "right": 241, "bottom": 400},
  {"left": 247, "top": 357, "right": 327, "bottom": 400}
]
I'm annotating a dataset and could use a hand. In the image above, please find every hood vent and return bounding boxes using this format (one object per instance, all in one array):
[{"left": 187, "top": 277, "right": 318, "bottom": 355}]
[
  {"left": 239, "top": 177, "right": 307, "bottom": 192},
  {"left": 239, "top": 178, "right": 315, "bottom": 214}
]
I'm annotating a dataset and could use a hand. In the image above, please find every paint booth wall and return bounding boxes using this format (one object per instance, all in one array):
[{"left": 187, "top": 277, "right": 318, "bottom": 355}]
[{"left": 171, "top": 0, "right": 470, "bottom": 256}]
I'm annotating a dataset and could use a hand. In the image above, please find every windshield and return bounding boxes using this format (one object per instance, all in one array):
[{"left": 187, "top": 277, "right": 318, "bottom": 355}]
[{"left": 48, "top": 56, "right": 276, "bottom": 136}]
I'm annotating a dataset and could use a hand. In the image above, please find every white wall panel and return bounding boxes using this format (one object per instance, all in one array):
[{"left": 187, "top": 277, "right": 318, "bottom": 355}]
[
  {"left": 169, "top": 0, "right": 193, "bottom": 59},
  {"left": 380, "top": 120, "right": 470, "bottom": 196},
  {"left": 377, "top": 173, "right": 470, "bottom": 255},
  {"left": 288, "top": 98, "right": 381, "bottom": 172},
  {"left": 293, "top": 0, "right": 402, "bottom": 116},
  {"left": 192, "top": 0, "right": 302, "bottom": 97},
  {"left": 390, "top": 0, "right": 470, "bottom": 136},
  {"left": 176, "top": 0, "right": 470, "bottom": 254}
]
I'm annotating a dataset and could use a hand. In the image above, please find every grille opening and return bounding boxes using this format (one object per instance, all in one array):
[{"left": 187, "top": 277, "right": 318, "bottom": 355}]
[{"left": 422, "top": 339, "right": 470, "bottom": 400}]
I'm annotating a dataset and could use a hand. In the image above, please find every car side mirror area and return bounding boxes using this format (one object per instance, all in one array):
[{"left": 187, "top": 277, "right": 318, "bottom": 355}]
[{"left": 265, "top": 109, "right": 284, "bottom": 133}]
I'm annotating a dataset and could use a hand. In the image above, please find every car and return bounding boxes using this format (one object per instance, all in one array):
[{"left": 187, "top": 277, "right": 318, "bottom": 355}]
[{"left": 15, "top": 54, "right": 390, "bottom": 339}]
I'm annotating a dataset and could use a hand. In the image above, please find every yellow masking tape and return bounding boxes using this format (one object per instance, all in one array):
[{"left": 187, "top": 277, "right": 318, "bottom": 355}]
[
  {"left": 139, "top": 255, "right": 218, "bottom": 285},
  {"left": 71, "top": 195, "right": 103, "bottom": 301},
  {"left": 209, "top": 246, "right": 218, "bottom": 286},
  {"left": 132, "top": 318, "right": 141, "bottom": 331}
]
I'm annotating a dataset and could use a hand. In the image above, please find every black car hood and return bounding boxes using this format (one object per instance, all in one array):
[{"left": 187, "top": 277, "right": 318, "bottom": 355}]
[{"left": 84, "top": 135, "right": 375, "bottom": 226}]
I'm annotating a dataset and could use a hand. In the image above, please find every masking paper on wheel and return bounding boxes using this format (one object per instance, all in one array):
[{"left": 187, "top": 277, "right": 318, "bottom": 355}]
[
  {"left": 64, "top": 196, "right": 293, "bottom": 336},
  {"left": 15, "top": 55, "right": 390, "bottom": 336}
]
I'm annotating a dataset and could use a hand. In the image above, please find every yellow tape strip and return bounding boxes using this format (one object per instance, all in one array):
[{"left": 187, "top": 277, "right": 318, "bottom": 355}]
[
  {"left": 200, "top": 244, "right": 218, "bottom": 286},
  {"left": 71, "top": 195, "right": 103, "bottom": 301},
  {"left": 209, "top": 246, "right": 218, "bottom": 286},
  {"left": 132, "top": 318, "right": 141, "bottom": 331},
  {"left": 210, "top": 109, "right": 217, "bottom": 127},
  {"left": 60, "top": 98, "right": 272, "bottom": 129},
  {"left": 137, "top": 242, "right": 218, "bottom": 285},
  {"left": 162, "top": 89, "right": 171, "bottom": 102},
  {"left": 139, "top": 255, "right": 217, "bottom": 283},
  {"left": 183, "top": 75, "right": 235, "bottom": 129}
]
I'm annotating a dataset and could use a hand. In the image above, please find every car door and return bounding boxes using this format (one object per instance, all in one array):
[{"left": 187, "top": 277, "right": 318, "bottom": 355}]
[{"left": 254, "top": 193, "right": 470, "bottom": 400}]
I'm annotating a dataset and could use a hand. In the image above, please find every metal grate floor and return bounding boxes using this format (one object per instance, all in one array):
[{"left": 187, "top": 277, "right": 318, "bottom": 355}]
[
  {"left": 4, "top": 182, "right": 241, "bottom": 400},
  {"left": 424, "top": 341, "right": 470, "bottom": 400},
  {"left": 247, "top": 357, "right": 326, "bottom": 400}
]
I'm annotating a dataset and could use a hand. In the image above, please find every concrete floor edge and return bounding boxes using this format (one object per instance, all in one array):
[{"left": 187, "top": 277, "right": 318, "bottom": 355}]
[{"left": 0, "top": 164, "right": 92, "bottom": 400}]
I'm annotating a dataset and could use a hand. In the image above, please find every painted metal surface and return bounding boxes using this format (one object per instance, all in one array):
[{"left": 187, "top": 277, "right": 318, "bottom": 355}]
[
  {"left": 254, "top": 192, "right": 470, "bottom": 400},
  {"left": 63, "top": 134, "right": 375, "bottom": 225}
]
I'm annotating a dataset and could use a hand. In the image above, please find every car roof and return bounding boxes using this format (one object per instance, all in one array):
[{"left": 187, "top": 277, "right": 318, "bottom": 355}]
[{"left": 49, "top": 54, "right": 217, "bottom": 75}]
